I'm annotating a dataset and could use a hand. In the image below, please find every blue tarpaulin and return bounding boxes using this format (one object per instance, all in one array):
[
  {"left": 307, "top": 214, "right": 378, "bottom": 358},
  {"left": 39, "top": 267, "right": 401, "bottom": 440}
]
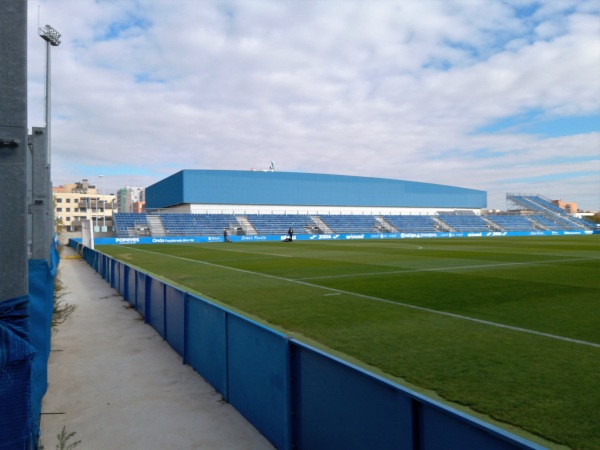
[
  {"left": 0, "top": 242, "right": 59, "bottom": 449},
  {"left": 0, "top": 295, "right": 35, "bottom": 450}
]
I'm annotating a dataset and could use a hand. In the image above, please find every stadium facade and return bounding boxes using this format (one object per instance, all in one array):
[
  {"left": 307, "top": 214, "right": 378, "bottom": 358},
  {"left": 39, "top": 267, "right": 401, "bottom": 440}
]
[{"left": 146, "top": 169, "right": 487, "bottom": 215}]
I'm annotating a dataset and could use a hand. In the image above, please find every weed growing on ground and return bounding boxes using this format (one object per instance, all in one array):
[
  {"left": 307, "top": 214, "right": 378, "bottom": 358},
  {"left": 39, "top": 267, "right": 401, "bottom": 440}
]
[
  {"left": 52, "top": 268, "right": 77, "bottom": 332},
  {"left": 55, "top": 426, "right": 81, "bottom": 450}
]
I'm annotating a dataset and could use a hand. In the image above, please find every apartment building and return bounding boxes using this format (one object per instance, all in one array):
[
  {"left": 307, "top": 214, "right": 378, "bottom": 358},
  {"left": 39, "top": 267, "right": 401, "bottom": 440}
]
[
  {"left": 53, "top": 179, "right": 116, "bottom": 232},
  {"left": 552, "top": 199, "right": 578, "bottom": 213},
  {"left": 117, "top": 186, "right": 145, "bottom": 213}
]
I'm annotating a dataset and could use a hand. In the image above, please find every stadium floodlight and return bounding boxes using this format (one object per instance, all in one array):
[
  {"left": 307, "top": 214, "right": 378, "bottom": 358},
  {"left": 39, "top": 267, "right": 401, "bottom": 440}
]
[
  {"left": 39, "top": 24, "right": 61, "bottom": 162},
  {"left": 39, "top": 24, "right": 61, "bottom": 46}
]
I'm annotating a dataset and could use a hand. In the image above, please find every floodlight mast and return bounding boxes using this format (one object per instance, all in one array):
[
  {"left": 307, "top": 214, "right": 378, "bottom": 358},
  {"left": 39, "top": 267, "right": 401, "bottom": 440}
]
[
  {"left": 38, "top": 25, "right": 61, "bottom": 162},
  {"left": 39, "top": 24, "right": 61, "bottom": 46}
]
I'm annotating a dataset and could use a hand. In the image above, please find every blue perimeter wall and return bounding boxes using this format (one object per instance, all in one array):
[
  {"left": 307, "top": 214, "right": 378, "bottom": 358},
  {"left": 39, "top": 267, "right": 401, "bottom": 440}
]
[
  {"left": 71, "top": 238, "right": 557, "bottom": 450},
  {"left": 93, "top": 229, "right": 597, "bottom": 245},
  {"left": 145, "top": 170, "right": 487, "bottom": 209}
]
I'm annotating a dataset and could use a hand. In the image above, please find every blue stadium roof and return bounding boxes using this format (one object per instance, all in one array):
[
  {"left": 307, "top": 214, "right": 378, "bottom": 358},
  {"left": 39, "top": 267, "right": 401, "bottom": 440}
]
[{"left": 146, "top": 170, "right": 486, "bottom": 209}]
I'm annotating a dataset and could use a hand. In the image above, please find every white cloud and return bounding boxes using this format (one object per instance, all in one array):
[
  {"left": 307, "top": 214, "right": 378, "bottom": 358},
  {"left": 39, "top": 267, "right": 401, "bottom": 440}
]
[{"left": 27, "top": 0, "right": 600, "bottom": 211}]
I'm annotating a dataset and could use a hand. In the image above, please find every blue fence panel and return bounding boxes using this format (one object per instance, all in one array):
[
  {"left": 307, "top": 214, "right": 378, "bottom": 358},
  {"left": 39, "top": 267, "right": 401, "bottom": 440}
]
[
  {"left": 164, "top": 286, "right": 185, "bottom": 357},
  {"left": 117, "top": 262, "right": 126, "bottom": 296},
  {"left": 84, "top": 248, "right": 94, "bottom": 270},
  {"left": 98, "top": 254, "right": 110, "bottom": 283},
  {"left": 111, "top": 259, "right": 117, "bottom": 290},
  {"left": 291, "top": 342, "right": 408, "bottom": 450},
  {"left": 115, "top": 260, "right": 121, "bottom": 291},
  {"left": 104, "top": 254, "right": 110, "bottom": 281},
  {"left": 126, "top": 266, "right": 136, "bottom": 305},
  {"left": 81, "top": 246, "right": 94, "bottom": 267},
  {"left": 81, "top": 246, "right": 88, "bottom": 264},
  {"left": 92, "top": 250, "right": 99, "bottom": 272},
  {"left": 96, "top": 252, "right": 105, "bottom": 279},
  {"left": 109, "top": 259, "right": 116, "bottom": 290},
  {"left": 108, "top": 256, "right": 114, "bottom": 286},
  {"left": 115, "top": 262, "right": 127, "bottom": 300},
  {"left": 227, "top": 315, "right": 291, "bottom": 450},
  {"left": 96, "top": 252, "right": 102, "bottom": 278},
  {"left": 134, "top": 271, "right": 146, "bottom": 318},
  {"left": 148, "top": 279, "right": 166, "bottom": 338},
  {"left": 185, "top": 296, "right": 228, "bottom": 395},
  {"left": 418, "top": 402, "right": 535, "bottom": 450}
]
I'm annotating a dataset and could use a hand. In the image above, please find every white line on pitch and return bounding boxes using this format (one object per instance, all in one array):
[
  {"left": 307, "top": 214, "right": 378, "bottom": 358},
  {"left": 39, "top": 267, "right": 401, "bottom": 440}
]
[
  {"left": 300, "top": 256, "right": 600, "bottom": 280},
  {"left": 125, "top": 247, "right": 600, "bottom": 349},
  {"left": 186, "top": 244, "right": 293, "bottom": 259}
]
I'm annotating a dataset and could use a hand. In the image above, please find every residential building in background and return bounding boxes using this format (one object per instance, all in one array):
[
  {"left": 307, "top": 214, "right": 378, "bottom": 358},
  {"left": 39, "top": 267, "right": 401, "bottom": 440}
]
[
  {"left": 117, "top": 186, "right": 145, "bottom": 213},
  {"left": 132, "top": 201, "right": 146, "bottom": 213},
  {"left": 552, "top": 199, "right": 578, "bottom": 213},
  {"left": 53, "top": 179, "right": 116, "bottom": 232}
]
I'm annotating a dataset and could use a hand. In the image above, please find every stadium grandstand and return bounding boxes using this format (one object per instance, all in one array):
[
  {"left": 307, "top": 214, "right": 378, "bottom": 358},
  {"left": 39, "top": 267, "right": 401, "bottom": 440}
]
[{"left": 111, "top": 170, "right": 594, "bottom": 239}]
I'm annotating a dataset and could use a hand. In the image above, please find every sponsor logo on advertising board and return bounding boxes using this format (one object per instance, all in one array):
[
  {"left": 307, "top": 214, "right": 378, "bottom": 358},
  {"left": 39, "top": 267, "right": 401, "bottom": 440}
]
[
  {"left": 116, "top": 237, "right": 140, "bottom": 244},
  {"left": 104, "top": 228, "right": 595, "bottom": 246},
  {"left": 152, "top": 237, "right": 196, "bottom": 243}
]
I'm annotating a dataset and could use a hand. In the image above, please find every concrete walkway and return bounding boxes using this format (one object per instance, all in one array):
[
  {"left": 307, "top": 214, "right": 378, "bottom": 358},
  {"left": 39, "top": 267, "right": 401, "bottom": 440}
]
[{"left": 40, "top": 246, "right": 274, "bottom": 450}]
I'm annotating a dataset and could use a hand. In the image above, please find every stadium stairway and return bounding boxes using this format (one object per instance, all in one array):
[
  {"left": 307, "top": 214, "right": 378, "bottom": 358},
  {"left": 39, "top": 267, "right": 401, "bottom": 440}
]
[
  {"left": 236, "top": 215, "right": 258, "bottom": 235},
  {"left": 482, "top": 216, "right": 503, "bottom": 231},
  {"left": 375, "top": 216, "right": 399, "bottom": 233},
  {"left": 146, "top": 215, "right": 165, "bottom": 236},
  {"left": 310, "top": 216, "right": 333, "bottom": 234},
  {"left": 432, "top": 216, "right": 453, "bottom": 232}
]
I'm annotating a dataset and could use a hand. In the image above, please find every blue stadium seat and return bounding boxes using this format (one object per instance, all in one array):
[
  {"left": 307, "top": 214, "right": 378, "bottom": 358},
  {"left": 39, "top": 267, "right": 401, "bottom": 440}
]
[
  {"left": 319, "top": 215, "right": 378, "bottom": 234},
  {"left": 247, "top": 214, "right": 313, "bottom": 235},
  {"left": 383, "top": 215, "right": 437, "bottom": 232},
  {"left": 113, "top": 213, "right": 149, "bottom": 237},
  {"left": 485, "top": 215, "right": 537, "bottom": 232}
]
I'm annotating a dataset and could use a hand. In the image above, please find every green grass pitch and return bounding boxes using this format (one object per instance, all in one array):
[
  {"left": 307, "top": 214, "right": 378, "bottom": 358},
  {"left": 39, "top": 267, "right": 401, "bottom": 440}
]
[{"left": 98, "top": 235, "right": 600, "bottom": 449}]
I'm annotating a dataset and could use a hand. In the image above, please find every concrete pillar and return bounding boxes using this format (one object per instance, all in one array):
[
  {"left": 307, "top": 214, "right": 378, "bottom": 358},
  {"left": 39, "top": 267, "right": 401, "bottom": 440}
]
[
  {"left": 0, "top": 0, "right": 28, "bottom": 301},
  {"left": 30, "top": 127, "right": 53, "bottom": 262}
]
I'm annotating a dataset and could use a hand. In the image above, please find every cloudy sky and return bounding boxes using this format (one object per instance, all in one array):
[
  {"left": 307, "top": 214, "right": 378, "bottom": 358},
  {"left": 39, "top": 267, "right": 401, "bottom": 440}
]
[{"left": 27, "top": 0, "right": 599, "bottom": 211}]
